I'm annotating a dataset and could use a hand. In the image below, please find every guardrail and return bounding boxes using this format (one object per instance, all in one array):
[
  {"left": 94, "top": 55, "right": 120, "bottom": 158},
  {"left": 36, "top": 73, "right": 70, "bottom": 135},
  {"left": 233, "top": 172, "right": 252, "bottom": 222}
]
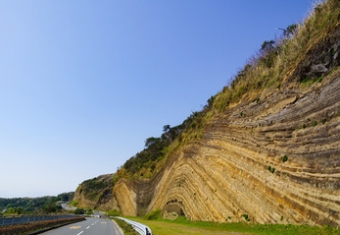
[
  {"left": 0, "top": 214, "right": 79, "bottom": 227},
  {"left": 116, "top": 217, "right": 152, "bottom": 235}
]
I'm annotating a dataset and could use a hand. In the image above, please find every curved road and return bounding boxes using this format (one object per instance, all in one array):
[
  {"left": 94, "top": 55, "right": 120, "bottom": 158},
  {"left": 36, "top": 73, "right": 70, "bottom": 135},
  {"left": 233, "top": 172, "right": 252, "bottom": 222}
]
[{"left": 39, "top": 217, "right": 122, "bottom": 235}]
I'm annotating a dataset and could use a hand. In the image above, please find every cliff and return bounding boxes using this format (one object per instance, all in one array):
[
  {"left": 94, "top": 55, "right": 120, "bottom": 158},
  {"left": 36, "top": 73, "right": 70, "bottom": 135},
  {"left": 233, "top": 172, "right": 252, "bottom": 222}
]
[{"left": 74, "top": 0, "right": 340, "bottom": 227}]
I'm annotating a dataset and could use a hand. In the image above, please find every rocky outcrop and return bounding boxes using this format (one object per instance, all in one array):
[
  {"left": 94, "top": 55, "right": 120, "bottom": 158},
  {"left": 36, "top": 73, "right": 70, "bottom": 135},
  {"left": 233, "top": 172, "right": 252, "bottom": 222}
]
[
  {"left": 74, "top": 1, "right": 340, "bottom": 226},
  {"left": 76, "top": 67, "right": 340, "bottom": 225},
  {"left": 147, "top": 72, "right": 340, "bottom": 226},
  {"left": 73, "top": 174, "right": 119, "bottom": 211},
  {"left": 81, "top": 71, "right": 340, "bottom": 226}
]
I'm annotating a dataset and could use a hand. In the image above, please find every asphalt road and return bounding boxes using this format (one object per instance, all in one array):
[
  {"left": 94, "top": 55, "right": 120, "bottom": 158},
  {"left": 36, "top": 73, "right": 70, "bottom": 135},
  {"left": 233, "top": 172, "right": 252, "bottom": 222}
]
[{"left": 39, "top": 217, "right": 123, "bottom": 235}]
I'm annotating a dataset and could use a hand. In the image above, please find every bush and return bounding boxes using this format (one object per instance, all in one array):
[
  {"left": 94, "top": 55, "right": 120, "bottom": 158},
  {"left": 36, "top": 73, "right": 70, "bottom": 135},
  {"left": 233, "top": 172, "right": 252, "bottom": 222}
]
[
  {"left": 71, "top": 200, "right": 79, "bottom": 207},
  {"left": 268, "top": 166, "right": 275, "bottom": 173},
  {"left": 144, "top": 209, "right": 162, "bottom": 220},
  {"left": 86, "top": 209, "right": 93, "bottom": 216},
  {"left": 282, "top": 154, "right": 288, "bottom": 163},
  {"left": 74, "top": 208, "right": 85, "bottom": 214},
  {"left": 242, "top": 214, "right": 250, "bottom": 222},
  {"left": 107, "top": 209, "right": 120, "bottom": 216}
]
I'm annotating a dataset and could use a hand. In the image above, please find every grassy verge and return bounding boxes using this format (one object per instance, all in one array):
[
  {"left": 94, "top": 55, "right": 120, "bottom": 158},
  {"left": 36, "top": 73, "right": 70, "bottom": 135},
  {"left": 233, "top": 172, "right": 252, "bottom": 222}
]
[
  {"left": 127, "top": 216, "right": 340, "bottom": 235},
  {"left": 112, "top": 218, "right": 139, "bottom": 235}
]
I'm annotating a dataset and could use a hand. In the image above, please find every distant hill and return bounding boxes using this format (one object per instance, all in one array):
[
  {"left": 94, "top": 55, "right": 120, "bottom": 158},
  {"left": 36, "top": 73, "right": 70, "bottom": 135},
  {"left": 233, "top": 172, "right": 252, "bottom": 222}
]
[{"left": 0, "top": 192, "right": 74, "bottom": 214}]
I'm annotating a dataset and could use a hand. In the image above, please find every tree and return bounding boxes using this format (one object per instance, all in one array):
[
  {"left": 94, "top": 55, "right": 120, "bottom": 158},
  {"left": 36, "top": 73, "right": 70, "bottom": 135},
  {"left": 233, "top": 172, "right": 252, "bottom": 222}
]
[
  {"left": 259, "top": 40, "right": 279, "bottom": 68},
  {"left": 7, "top": 207, "right": 24, "bottom": 215},
  {"left": 145, "top": 137, "right": 160, "bottom": 148},
  {"left": 74, "top": 208, "right": 85, "bottom": 214},
  {"left": 163, "top": 125, "right": 171, "bottom": 133},
  {"left": 279, "top": 24, "right": 297, "bottom": 38},
  {"left": 261, "top": 40, "right": 275, "bottom": 52},
  {"left": 43, "top": 203, "right": 62, "bottom": 214}
]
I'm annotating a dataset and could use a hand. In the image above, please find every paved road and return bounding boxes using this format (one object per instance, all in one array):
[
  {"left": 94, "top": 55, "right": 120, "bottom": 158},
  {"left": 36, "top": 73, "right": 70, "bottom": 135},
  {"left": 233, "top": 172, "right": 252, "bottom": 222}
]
[
  {"left": 39, "top": 217, "right": 122, "bottom": 235},
  {"left": 60, "top": 203, "right": 77, "bottom": 211}
]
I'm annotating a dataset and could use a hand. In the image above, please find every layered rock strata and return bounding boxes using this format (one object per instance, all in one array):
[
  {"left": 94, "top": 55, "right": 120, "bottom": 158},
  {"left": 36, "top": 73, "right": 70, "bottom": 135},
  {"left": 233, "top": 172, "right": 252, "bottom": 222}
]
[{"left": 145, "top": 73, "right": 340, "bottom": 226}]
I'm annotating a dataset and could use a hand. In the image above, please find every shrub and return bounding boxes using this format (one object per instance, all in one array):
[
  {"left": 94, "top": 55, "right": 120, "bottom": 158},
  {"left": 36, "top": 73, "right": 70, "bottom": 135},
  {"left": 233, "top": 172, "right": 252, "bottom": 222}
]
[
  {"left": 282, "top": 154, "right": 288, "bottom": 163},
  {"left": 74, "top": 208, "right": 85, "bottom": 214},
  {"left": 268, "top": 166, "right": 275, "bottom": 173},
  {"left": 86, "top": 209, "right": 93, "bottom": 216},
  {"left": 242, "top": 214, "right": 250, "bottom": 222},
  {"left": 144, "top": 209, "right": 162, "bottom": 220},
  {"left": 71, "top": 200, "right": 79, "bottom": 207},
  {"left": 107, "top": 209, "right": 120, "bottom": 216}
]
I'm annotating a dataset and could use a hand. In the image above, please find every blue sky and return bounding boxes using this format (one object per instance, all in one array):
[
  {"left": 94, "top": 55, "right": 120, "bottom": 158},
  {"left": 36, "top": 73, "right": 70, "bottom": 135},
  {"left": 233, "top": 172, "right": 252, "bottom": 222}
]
[{"left": 0, "top": 1, "right": 314, "bottom": 198}]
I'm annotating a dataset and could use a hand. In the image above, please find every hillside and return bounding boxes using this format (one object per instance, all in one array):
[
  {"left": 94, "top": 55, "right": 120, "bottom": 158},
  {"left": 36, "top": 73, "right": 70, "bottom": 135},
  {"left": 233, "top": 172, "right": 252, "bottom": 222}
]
[
  {"left": 73, "top": 0, "right": 340, "bottom": 226},
  {"left": 0, "top": 192, "right": 74, "bottom": 214}
]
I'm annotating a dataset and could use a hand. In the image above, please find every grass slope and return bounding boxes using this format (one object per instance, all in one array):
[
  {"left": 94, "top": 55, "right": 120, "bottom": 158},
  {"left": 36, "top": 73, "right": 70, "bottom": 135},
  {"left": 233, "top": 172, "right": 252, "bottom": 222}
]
[{"left": 127, "top": 217, "right": 340, "bottom": 235}]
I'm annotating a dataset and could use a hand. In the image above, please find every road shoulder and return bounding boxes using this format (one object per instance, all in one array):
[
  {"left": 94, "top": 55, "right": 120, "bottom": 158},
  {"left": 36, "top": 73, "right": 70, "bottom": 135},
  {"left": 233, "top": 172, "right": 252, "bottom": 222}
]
[{"left": 111, "top": 219, "right": 124, "bottom": 235}]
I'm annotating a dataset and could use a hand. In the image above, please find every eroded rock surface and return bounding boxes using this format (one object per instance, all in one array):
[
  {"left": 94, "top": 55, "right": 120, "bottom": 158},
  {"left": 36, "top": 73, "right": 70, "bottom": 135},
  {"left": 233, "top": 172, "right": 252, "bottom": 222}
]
[
  {"left": 147, "top": 73, "right": 340, "bottom": 226},
  {"left": 76, "top": 73, "right": 340, "bottom": 226},
  {"left": 74, "top": 3, "right": 340, "bottom": 226}
]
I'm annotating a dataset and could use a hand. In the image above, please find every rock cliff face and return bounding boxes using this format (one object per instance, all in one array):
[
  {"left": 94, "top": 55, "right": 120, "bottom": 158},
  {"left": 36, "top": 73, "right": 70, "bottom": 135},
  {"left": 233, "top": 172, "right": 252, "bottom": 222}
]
[
  {"left": 73, "top": 174, "right": 119, "bottom": 211},
  {"left": 74, "top": 1, "right": 340, "bottom": 226},
  {"left": 145, "top": 72, "right": 340, "bottom": 226},
  {"left": 75, "top": 70, "right": 340, "bottom": 226}
]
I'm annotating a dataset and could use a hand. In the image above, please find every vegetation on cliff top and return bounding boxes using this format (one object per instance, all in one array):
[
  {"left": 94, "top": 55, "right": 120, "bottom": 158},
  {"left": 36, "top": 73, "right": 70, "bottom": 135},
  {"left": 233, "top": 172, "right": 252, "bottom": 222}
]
[
  {"left": 76, "top": 174, "right": 114, "bottom": 202},
  {"left": 213, "top": 0, "right": 340, "bottom": 111},
  {"left": 113, "top": 0, "right": 340, "bottom": 181}
]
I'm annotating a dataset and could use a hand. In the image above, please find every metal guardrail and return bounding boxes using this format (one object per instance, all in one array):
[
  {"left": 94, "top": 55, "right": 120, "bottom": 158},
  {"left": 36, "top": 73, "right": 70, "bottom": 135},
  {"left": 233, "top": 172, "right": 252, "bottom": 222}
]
[
  {"left": 0, "top": 214, "right": 79, "bottom": 227},
  {"left": 116, "top": 217, "right": 152, "bottom": 235}
]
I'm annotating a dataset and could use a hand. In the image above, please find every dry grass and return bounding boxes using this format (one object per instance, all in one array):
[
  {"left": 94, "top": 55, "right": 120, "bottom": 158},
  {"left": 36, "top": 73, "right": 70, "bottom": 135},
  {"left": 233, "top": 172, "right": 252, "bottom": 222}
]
[
  {"left": 117, "top": 0, "right": 340, "bottom": 183},
  {"left": 212, "top": 0, "right": 340, "bottom": 112}
]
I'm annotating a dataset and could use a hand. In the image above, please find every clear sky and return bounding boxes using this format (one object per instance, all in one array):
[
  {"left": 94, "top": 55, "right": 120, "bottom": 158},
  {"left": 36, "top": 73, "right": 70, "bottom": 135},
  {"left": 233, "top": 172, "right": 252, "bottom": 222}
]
[{"left": 0, "top": 1, "right": 315, "bottom": 198}]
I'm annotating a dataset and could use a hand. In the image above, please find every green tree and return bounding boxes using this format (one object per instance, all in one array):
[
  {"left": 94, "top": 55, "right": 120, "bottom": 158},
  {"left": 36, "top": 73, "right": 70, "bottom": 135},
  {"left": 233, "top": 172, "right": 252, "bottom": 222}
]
[{"left": 74, "top": 208, "right": 85, "bottom": 214}]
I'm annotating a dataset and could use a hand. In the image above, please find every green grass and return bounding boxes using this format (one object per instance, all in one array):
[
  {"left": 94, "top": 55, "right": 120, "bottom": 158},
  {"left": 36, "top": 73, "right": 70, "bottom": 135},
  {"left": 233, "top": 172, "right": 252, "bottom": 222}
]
[
  {"left": 113, "top": 218, "right": 139, "bottom": 235},
  {"left": 125, "top": 216, "right": 340, "bottom": 235}
]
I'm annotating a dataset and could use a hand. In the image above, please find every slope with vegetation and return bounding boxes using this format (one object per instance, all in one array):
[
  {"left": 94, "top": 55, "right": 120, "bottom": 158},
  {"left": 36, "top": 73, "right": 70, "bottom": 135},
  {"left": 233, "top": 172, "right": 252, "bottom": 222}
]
[
  {"left": 0, "top": 192, "right": 74, "bottom": 215},
  {"left": 74, "top": 0, "right": 340, "bottom": 227}
]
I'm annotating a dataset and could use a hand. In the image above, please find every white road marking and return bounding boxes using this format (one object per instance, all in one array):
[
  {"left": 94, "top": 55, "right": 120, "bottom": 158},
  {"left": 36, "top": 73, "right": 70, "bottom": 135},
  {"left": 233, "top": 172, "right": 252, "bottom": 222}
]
[
  {"left": 86, "top": 226, "right": 90, "bottom": 229},
  {"left": 76, "top": 231, "right": 83, "bottom": 235}
]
